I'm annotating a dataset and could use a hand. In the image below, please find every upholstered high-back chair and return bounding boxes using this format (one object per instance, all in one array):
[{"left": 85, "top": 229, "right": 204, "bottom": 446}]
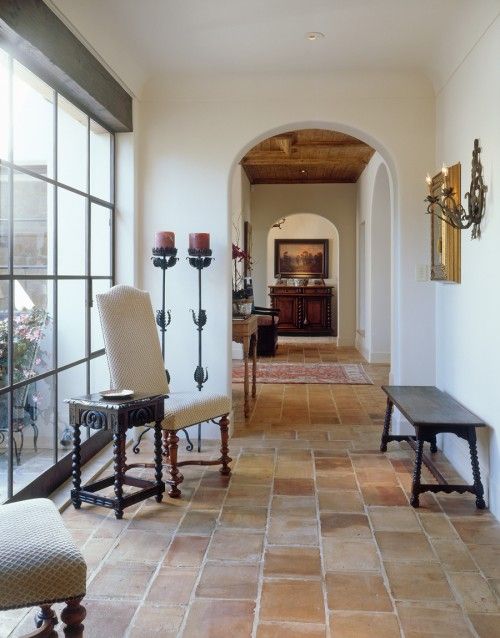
[{"left": 96, "top": 285, "right": 231, "bottom": 497}]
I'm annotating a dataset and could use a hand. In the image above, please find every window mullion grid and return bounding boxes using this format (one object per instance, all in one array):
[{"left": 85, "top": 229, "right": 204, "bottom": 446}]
[
  {"left": 6, "top": 53, "right": 13, "bottom": 499},
  {"left": 53, "top": 90, "right": 58, "bottom": 464},
  {"left": 85, "top": 116, "right": 91, "bottom": 414}
]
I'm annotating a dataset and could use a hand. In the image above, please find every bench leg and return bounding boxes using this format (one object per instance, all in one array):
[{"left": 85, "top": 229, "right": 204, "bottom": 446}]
[
  {"left": 467, "top": 427, "right": 486, "bottom": 509},
  {"left": 380, "top": 398, "right": 393, "bottom": 452},
  {"left": 410, "top": 435, "right": 424, "bottom": 507},
  {"left": 61, "top": 597, "right": 86, "bottom": 637}
]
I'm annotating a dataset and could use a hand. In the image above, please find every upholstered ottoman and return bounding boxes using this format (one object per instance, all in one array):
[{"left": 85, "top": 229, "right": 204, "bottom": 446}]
[{"left": 0, "top": 498, "right": 86, "bottom": 637}]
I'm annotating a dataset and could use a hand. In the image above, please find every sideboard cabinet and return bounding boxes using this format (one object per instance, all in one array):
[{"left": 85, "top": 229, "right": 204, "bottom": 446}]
[{"left": 269, "top": 286, "right": 336, "bottom": 336}]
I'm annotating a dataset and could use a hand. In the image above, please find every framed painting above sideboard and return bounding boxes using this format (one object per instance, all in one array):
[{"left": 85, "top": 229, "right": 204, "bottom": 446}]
[{"left": 274, "top": 239, "right": 329, "bottom": 278}]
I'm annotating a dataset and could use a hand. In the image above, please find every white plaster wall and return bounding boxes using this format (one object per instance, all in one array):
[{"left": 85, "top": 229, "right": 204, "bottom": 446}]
[
  {"left": 137, "top": 70, "right": 436, "bottom": 437},
  {"left": 356, "top": 153, "right": 392, "bottom": 363},
  {"left": 435, "top": 17, "right": 500, "bottom": 516},
  {"left": 250, "top": 185, "right": 351, "bottom": 341}
]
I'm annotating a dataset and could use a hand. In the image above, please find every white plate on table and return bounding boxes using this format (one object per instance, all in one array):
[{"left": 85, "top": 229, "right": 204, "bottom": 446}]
[{"left": 99, "top": 389, "right": 134, "bottom": 400}]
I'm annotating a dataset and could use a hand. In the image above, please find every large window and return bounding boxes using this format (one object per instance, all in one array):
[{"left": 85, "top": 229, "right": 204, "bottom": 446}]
[{"left": 0, "top": 47, "right": 114, "bottom": 502}]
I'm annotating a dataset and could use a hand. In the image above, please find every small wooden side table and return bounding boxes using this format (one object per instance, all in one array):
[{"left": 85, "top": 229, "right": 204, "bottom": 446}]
[
  {"left": 232, "top": 315, "right": 258, "bottom": 418},
  {"left": 66, "top": 393, "right": 165, "bottom": 519}
]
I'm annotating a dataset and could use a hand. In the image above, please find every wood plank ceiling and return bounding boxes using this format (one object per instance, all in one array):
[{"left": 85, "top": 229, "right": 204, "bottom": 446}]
[{"left": 240, "top": 129, "right": 375, "bottom": 184}]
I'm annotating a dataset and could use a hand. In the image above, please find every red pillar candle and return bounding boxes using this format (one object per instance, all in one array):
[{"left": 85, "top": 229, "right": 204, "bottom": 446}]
[
  {"left": 189, "top": 233, "right": 210, "bottom": 251},
  {"left": 154, "top": 231, "right": 175, "bottom": 249}
]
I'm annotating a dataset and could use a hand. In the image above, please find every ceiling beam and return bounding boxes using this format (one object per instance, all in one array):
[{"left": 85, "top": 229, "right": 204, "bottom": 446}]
[
  {"left": 0, "top": 0, "right": 133, "bottom": 132},
  {"left": 241, "top": 157, "right": 370, "bottom": 167}
]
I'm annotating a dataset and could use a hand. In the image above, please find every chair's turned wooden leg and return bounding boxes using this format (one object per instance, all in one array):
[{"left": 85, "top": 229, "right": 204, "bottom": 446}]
[
  {"left": 167, "top": 429, "right": 182, "bottom": 498},
  {"left": 61, "top": 597, "right": 86, "bottom": 637},
  {"left": 162, "top": 430, "right": 170, "bottom": 459},
  {"left": 154, "top": 421, "right": 164, "bottom": 503},
  {"left": 430, "top": 434, "right": 438, "bottom": 454},
  {"left": 218, "top": 414, "right": 232, "bottom": 476}
]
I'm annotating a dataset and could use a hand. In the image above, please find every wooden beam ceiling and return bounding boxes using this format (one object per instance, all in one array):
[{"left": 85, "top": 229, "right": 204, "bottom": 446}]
[{"left": 241, "top": 129, "right": 374, "bottom": 185}]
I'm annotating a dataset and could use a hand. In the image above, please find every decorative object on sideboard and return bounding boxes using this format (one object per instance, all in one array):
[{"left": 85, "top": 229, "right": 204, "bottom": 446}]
[
  {"left": 428, "top": 164, "right": 461, "bottom": 283},
  {"left": 425, "top": 139, "right": 487, "bottom": 239},
  {"left": 274, "top": 238, "right": 329, "bottom": 278},
  {"left": 188, "top": 237, "right": 214, "bottom": 392}
]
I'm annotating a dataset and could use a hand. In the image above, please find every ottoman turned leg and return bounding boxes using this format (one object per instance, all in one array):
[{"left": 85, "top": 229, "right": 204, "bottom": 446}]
[
  {"left": 32, "top": 604, "right": 57, "bottom": 636},
  {"left": 61, "top": 597, "right": 86, "bottom": 637}
]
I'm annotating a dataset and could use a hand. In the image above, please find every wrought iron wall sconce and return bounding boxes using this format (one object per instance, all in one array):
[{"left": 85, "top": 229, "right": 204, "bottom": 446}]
[{"left": 425, "top": 139, "right": 487, "bottom": 239}]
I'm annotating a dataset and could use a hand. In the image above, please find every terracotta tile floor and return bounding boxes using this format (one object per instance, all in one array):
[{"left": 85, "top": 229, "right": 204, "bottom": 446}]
[{"left": 3, "top": 342, "right": 500, "bottom": 637}]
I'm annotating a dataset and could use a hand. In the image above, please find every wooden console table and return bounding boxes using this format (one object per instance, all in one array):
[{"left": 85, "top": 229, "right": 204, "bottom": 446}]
[
  {"left": 269, "top": 285, "right": 335, "bottom": 336},
  {"left": 232, "top": 315, "right": 258, "bottom": 418},
  {"left": 380, "top": 386, "right": 486, "bottom": 509}
]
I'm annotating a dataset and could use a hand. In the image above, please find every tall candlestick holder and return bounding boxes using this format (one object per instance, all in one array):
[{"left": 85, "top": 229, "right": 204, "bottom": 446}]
[
  {"left": 133, "top": 246, "right": 194, "bottom": 453},
  {"left": 188, "top": 248, "right": 214, "bottom": 452},
  {"left": 188, "top": 248, "right": 214, "bottom": 391}
]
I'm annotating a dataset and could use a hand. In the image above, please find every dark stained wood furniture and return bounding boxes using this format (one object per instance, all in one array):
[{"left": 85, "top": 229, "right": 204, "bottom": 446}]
[
  {"left": 67, "top": 393, "right": 165, "bottom": 519},
  {"left": 232, "top": 315, "right": 258, "bottom": 418},
  {"left": 253, "top": 306, "right": 280, "bottom": 356},
  {"left": 380, "top": 386, "right": 486, "bottom": 509},
  {"left": 269, "top": 285, "right": 335, "bottom": 336}
]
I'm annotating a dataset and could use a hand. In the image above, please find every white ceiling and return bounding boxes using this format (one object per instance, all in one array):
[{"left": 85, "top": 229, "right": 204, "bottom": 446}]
[{"left": 49, "top": 0, "right": 500, "bottom": 96}]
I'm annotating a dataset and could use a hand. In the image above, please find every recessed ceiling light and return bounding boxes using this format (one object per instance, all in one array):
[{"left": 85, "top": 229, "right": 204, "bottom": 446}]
[
  {"left": 306, "top": 31, "right": 325, "bottom": 41},
  {"left": 301, "top": 169, "right": 307, "bottom": 174}
]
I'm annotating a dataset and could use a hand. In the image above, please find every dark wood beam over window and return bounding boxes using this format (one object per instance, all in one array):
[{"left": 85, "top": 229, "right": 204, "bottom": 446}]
[{"left": 0, "top": 0, "right": 133, "bottom": 132}]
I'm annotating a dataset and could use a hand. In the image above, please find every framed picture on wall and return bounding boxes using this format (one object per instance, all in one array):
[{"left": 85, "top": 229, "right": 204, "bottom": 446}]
[
  {"left": 429, "top": 163, "right": 461, "bottom": 283},
  {"left": 274, "top": 239, "right": 329, "bottom": 278}
]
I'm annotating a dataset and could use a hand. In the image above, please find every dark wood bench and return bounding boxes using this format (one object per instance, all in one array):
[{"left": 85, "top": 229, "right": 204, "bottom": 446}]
[{"left": 380, "top": 386, "right": 486, "bottom": 509}]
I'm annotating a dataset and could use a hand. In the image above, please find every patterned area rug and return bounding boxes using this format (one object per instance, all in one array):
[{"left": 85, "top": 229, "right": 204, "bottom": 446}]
[{"left": 232, "top": 361, "right": 372, "bottom": 385}]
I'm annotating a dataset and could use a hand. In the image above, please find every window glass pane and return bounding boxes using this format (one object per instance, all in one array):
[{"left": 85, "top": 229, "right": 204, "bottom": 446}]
[
  {"left": 58, "top": 280, "right": 86, "bottom": 366},
  {"left": 57, "top": 189, "right": 86, "bottom": 276},
  {"left": 12, "top": 375, "right": 55, "bottom": 496},
  {"left": 0, "top": 166, "right": 9, "bottom": 273},
  {"left": 0, "top": 280, "right": 8, "bottom": 389},
  {"left": 13, "top": 172, "right": 53, "bottom": 275},
  {"left": 13, "top": 279, "right": 53, "bottom": 380},
  {"left": 57, "top": 96, "right": 87, "bottom": 192},
  {"left": 0, "top": 49, "right": 9, "bottom": 160},
  {"left": 13, "top": 62, "right": 54, "bottom": 177},
  {"left": 91, "top": 278, "right": 111, "bottom": 352},
  {"left": 90, "top": 120, "right": 111, "bottom": 201},
  {"left": 91, "top": 203, "right": 111, "bottom": 276},
  {"left": 57, "top": 363, "right": 86, "bottom": 452},
  {"left": 0, "top": 390, "right": 9, "bottom": 501},
  {"left": 90, "top": 355, "right": 109, "bottom": 395}
]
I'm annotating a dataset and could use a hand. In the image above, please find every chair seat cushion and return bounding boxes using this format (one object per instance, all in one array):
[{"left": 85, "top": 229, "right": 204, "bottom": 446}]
[
  {"left": 0, "top": 498, "right": 86, "bottom": 611},
  {"left": 162, "top": 391, "right": 231, "bottom": 430}
]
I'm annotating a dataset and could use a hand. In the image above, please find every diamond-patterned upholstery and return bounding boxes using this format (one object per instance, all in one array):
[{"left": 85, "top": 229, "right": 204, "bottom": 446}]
[
  {"left": 96, "top": 285, "right": 231, "bottom": 431},
  {"left": 0, "top": 499, "right": 86, "bottom": 610}
]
